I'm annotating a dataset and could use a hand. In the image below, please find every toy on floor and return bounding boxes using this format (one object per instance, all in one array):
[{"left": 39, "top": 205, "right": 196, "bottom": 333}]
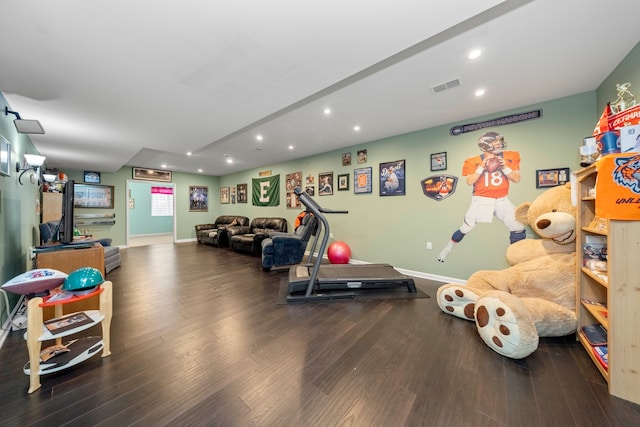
[
  {"left": 436, "top": 183, "right": 577, "bottom": 359},
  {"left": 327, "top": 241, "right": 351, "bottom": 264}
]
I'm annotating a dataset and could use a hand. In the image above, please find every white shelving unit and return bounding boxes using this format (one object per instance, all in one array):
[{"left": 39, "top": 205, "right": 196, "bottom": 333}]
[{"left": 24, "top": 281, "right": 112, "bottom": 394}]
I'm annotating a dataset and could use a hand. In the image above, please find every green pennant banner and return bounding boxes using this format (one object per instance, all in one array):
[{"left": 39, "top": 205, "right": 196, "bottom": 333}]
[{"left": 252, "top": 174, "right": 280, "bottom": 206}]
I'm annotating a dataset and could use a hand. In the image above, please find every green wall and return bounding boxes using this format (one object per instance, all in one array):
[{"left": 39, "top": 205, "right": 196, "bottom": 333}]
[
  {"left": 58, "top": 91, "right": 601, "bottom": 282},
  {"left": 128, "top": 181, "right": 174, "bottom": 236},
  {"left": 1, "top": 93, "right": 43, "bottom": 326},
  {"left": 214, "top": 92, "right": 593, "bottom": 280},
  {"left": 596, "top": 42, "right": 640, "bottom": 112},
  {"left": 64, "top": 167, "right": 219, "bottom": 246}
]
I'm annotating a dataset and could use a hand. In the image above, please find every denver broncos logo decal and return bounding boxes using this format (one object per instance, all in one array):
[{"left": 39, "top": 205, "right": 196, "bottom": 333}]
[{"left": 613, "top": 154, "right": 640, "bottom": 194}]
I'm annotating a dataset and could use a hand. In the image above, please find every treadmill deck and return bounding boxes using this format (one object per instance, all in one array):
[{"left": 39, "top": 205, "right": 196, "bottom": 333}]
[{"left": 288, "top": 263, "right": 416, "bottom": 294}]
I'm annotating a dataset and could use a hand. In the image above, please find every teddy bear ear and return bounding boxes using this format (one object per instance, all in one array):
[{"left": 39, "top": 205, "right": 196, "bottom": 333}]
[{"left": 514, "top": 202, "right": 531, "bottom": 224}]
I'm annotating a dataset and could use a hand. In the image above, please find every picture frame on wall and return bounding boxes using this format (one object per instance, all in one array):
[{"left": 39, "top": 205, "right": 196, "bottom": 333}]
[
  {"left": 83, "top": 171, "right": 101, "bottom": 184},
  {"left": 379, "top": 160, "right": 406, "bottom": 196},
  {"left": 0, "top": 136, "right": 11, "bottom": 177},
  {"left": 237, "top": 183, "right": 248, "bottom": 203},
  {"left": 230, "top": 185, "right": 237, "bottom": 204},
  {"left": 220, "top": 187, "right": 230, "bottom": 204},
  {"left": 354, "top": 167, "right": 372, "bottom": 194},
  {"left": 74, "top": 183, "right": 115, "bottom": 209},
  {"left": 132, "top": 167, "right": 172, "bottom": 182},
  {"left": 318, "top": 172, "right": 333, "bottom": 195},
  {"left": 536, "top": 167, "right": 570, "bottom": 188},
  {"left": 357, "top": 149, "right": 368, "bottom": 164},
  {"left": 189, "top": 186, "right": 208, "bottom": 212},
  {"left": 342, "top": 152, "right": 351, "bottom": 166},
  {"left": 430, "top": 152, "right": 447, "bottom": 171},
  {"left": 337, "top": 173, "right": 349, "bottom": 191}
]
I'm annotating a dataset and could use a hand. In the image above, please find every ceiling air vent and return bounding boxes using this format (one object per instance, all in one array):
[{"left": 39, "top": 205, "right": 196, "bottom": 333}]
[{"left": 431, "top": 78, "right": 461, "bottom": 94}]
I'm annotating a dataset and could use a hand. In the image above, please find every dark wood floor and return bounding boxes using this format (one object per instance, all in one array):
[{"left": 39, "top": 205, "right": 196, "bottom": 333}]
[{"left": 1, "top": 242, "right": 639, "bottom": 427}]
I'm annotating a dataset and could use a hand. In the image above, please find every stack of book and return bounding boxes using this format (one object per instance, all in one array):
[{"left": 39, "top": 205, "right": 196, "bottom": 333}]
[
  {"left": 593, "top": 345, "right": 608, "bottom": 370},
  {"left": 580, "top": 323, "right": 608, "bottom": 370},
  {"left": 44, "top": 312, "right": 93, "bottom": 336}
]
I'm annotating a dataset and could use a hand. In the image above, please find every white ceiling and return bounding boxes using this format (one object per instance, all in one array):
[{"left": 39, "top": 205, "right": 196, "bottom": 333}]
[{"left": 2, "top": 0, "right": 639, "bottom": 176}]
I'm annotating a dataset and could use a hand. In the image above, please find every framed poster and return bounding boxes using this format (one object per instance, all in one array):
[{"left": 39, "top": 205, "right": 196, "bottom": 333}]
[
  {"left": 338, "top": 173, "right": 349, "bottom": 191},
  {"left": 342, "top": 152, "right": 351, "bottom": 166},
  {"left": 536, "top": 167, "right": 570, "bottom": 188},
  {"left": 0, "top": 136, "right": 10, "bottom": 177},
  {"left": 318, "top": 172, "right": 333, "bottom": 196},
  {"left": 237, "top": 183, "right": 248, "bottom": 203},
  {"left": 379, "top": 160, "right": 405, "bottom": 196},
  {"left": 189, "top": 186, "right": 208, "bottom": 212},
  {"left": 357, "top": 149, "right": 367, "bottom": 164},
  {"left": 74, "top": 184, "right": 115, "bottom": 209},
  {"left": 231, "top": 187, "right": 237, "bottom": 205},
  {"left": 430, "top": 152, "right": 447, "bottom": 171},
  {"left": 133, "top": 167, "right": 172, "bottom": 182},
  {"left": 220, "top": 187, "right": 230, "bottom": 204},
  {"left": 354, "top": 167, "right": 372, "bottom": 194}
]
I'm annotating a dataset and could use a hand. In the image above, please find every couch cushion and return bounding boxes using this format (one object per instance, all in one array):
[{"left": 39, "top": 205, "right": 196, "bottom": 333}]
[
  {"left": 250, "top": 217, "right": 287, "bottom": 233},
  {"left": 104, "top": 246, "right": 119, "bottom": 258},
  {"left": 215, "top": 216, "right": 249, "bottom": 228}
]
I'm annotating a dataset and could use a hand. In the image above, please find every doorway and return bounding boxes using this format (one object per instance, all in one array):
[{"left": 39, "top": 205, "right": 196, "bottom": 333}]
[{"left": 126, "top": 179, "right": 176, "bottom": 247}]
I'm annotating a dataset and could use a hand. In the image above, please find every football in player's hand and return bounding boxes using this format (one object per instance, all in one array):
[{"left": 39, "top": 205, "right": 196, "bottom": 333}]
[{"left": 485, "top": 157, "right": 501, "bottom": 173}]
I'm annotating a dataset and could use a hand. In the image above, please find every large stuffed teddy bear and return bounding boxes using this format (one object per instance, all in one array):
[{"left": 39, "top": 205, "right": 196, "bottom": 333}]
[{"left": 436, "top": 183, "right": 577, "bottom": 359}]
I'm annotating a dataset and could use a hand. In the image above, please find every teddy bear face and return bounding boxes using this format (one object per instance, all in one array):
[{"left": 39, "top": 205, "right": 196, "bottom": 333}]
[{"left": 517, "top": 183, "right": 577, "bottom": 244}]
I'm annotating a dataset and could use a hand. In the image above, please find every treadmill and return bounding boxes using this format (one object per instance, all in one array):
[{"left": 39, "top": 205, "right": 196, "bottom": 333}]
[{"left": 287, "top": 187, "right": 416, "bottom": 302}]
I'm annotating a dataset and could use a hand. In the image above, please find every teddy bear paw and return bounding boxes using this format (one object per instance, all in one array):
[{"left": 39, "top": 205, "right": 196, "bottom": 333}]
[
  {"left": 474, "top": 292, "right": 539, "bottom": 359},
  {"left": 436, "top": 285, "right": 479, "bottom": 320}
]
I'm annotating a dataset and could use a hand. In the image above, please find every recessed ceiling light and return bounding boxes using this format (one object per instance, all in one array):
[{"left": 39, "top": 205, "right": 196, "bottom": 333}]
[
  {"left": 197, "top": 168, "right": 203, "bottom": 173},
  {"left": 353, "top": 125, "right": 361, "bottom": 132},
  {"left": 256, "top": 134, "right": 263, "bottom": 141},
  {"left": 468, "top": 49, "right": 482, "bottom": 60},
  {"left": 288, "top": 145, "right": 294, "bottom": 150},
  {"left": 324, "top": 108, "right": 331, "bottom": 115},
  {"left": 474, "top": 89, "right": 486, "bottom": 97},
  {"left": 226, "top": 158, "right": 233, "bottom": 164},
  {"left": 161, "top": 164, "right": 168, "bottom": 168},
  {"left": 186, "top": 151, "right": 192, "bottom": 156}
]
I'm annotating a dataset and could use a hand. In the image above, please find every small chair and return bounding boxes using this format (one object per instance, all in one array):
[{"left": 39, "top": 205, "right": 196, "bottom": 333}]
[{"left": 261, "top": 214, "right": 318, "bottom": 271}]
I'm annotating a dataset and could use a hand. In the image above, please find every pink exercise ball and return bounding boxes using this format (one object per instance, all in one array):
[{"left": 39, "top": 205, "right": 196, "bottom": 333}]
[{"left": 327, "top": 241, "right": 351, "bottom": 264}]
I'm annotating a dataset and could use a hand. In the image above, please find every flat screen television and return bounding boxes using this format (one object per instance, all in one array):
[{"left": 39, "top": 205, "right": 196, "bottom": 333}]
[{"left": 59, "top": 180, "right": 75, "bottom": 244}]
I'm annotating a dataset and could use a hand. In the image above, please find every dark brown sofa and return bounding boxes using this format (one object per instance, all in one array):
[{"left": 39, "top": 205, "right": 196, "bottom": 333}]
[
  {"left": 227, "top": 217, "right": 288, "bottom": 256},
  {"left": 195, "top": 215, "right": 249, "bottom": 247}
]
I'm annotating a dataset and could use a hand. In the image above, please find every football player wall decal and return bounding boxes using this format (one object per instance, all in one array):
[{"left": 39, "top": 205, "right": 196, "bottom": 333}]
[{"left": 437, "top": 131, "right": 526, "bottom": 262}]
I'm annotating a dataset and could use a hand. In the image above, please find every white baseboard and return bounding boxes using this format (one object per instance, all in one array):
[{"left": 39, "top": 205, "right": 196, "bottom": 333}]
[
  {"left": 308, "top": 251, "right": 467, "bottom": 285},
  {"left": 176, "top": 238, "right": 197, "bottom": 244}
]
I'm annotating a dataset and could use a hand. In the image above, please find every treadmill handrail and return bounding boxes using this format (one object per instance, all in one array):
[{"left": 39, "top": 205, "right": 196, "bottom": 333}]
[
  {"left": 294, "top": 187, "right": 348, "bottom": 214},
  {"left": 293, "top": 187, "right": 341, "bottom": 296}
]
